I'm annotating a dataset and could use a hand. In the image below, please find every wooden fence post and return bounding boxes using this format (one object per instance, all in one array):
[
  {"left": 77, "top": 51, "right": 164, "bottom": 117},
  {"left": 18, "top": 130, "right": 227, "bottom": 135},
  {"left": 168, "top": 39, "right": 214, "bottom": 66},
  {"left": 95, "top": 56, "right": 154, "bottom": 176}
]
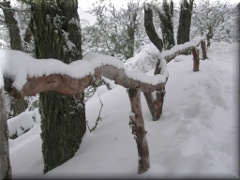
[
  {"left": 201, "top": 40, "right": 208, "bottom": 60},
  {"left": 192, "top": 47, "right": 199, "bottom": 72},
  {"left": 127, "top": 88, "right": 150, "bottom": 174}
]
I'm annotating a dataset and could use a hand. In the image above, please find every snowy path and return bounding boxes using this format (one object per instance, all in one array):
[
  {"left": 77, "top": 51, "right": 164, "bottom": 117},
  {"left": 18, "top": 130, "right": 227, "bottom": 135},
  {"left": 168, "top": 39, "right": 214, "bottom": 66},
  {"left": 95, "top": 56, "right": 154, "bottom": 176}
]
[{"left": 8, "top": 41, "right": 239, "bottom": 179}]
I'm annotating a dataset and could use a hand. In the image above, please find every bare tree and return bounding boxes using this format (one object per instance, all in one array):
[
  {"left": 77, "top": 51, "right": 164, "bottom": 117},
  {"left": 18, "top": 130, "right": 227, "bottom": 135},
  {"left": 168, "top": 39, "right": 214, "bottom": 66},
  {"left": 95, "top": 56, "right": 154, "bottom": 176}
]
[{"left": 191, "top": 0, "right": 232, "bottom": 47}]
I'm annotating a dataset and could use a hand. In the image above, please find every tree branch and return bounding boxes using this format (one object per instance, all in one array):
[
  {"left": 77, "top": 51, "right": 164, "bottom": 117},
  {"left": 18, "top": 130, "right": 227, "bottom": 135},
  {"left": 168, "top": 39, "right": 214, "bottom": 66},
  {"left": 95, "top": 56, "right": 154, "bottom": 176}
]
[
  {"left": 88, "top": 94, "right": 103, "bottom": 132},
  {"left": 144, "top": 4, "right": 163, "bottom": 52}
]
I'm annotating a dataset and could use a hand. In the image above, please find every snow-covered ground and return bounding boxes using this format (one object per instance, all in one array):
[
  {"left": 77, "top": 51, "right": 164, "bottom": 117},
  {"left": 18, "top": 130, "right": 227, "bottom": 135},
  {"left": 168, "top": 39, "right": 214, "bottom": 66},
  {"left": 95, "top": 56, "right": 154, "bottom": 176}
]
[{"left": 7, "top": 41, "right": 239, "bottom": 179}]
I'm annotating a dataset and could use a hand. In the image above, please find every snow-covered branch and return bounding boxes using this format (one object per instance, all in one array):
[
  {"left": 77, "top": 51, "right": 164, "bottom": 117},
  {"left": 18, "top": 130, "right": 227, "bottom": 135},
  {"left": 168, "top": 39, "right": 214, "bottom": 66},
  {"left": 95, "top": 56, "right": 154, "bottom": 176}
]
[
  {"left": 1, "top": 50, "right": 168, "bottom": 99},
  {"left": 163, "top": 36, "right": 207, "bottom": 62}
]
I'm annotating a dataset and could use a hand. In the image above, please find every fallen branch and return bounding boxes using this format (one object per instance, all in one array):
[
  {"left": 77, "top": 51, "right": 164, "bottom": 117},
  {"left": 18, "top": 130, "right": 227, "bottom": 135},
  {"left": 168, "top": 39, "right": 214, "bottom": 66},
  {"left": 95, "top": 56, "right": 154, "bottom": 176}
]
[
  {"left": 127, "top": 88, "right": 150, "bottom": 174},
  {"left": 87, "top": 94, "right": 104, "bottom": 132}
]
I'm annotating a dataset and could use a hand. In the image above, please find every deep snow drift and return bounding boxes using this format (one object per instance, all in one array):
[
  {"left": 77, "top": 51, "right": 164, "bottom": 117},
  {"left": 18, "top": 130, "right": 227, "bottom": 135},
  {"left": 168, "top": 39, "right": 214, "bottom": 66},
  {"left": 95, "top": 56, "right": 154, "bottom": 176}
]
[{"left": 6, "top": 41, "right": 239, "bottom": 179}]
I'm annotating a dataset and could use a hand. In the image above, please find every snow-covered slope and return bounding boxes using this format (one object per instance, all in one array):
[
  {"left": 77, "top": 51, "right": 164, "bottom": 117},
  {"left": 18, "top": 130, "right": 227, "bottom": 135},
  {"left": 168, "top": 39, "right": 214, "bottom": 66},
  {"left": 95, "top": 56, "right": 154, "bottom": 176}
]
[{"left": 8, "top": 41, "right": 239, "bottom": 179}]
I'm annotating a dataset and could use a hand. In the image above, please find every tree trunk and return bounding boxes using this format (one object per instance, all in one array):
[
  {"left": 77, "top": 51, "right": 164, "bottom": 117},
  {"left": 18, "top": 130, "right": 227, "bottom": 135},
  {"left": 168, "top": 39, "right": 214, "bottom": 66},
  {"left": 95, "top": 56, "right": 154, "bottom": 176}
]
[
  {"left": 30, "top": 0, "right": 86, "bottom": 173},
  {"left": 0, "top": 0, "right": 28, "bottom": 117},
  {"left": 177, "top": 0, "right": 194, "bottom": 45},
  {"left": 144, "top": 5, "right": 163, "bottom": 52},
  {"left": 155, "top": 0, "right": 175, "bottom": 50},
  {"left": 0, "top": 89, "right": 12, "bottom": 179},
  {"left": 0, "top": 1, "right": 22, "bottom": 50},
  {"left": 125, "top": 4, "right": 138, "bottom": 60},
  {"left": 127, "top": 88, "right": 150, "bottom": 174},
  {"left": 144, "top": 5, "right": 167, "bottom": 121}
]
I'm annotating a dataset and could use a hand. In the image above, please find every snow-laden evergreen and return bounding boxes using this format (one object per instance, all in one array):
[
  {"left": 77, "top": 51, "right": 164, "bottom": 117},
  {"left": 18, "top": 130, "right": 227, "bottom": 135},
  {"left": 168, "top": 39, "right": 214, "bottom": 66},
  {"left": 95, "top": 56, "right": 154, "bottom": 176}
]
[{"left": 7, "top": 41, "right": 238, "bottom": 179}]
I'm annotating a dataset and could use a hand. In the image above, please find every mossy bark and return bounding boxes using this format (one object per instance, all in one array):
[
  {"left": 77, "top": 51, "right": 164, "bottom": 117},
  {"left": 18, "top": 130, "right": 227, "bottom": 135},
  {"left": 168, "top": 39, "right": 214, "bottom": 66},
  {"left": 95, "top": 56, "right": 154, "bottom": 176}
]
[{"left": 30, "top": 0, "right": 86, "bottom": 173}]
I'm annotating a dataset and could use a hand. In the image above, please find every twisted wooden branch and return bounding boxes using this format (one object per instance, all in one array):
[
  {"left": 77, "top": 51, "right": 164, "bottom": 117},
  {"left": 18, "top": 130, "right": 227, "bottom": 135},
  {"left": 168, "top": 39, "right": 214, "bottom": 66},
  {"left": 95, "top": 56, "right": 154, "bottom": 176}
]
[{"left": 4, "top": 61, "right": 167, "bottom": 99}]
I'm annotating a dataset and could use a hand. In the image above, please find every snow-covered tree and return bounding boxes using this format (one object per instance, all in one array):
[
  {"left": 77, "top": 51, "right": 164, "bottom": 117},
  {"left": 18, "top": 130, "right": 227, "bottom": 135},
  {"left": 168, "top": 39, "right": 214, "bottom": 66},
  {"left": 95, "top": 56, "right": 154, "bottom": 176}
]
[
  {"left": 82, "top": 0, "right": 143, "bottom": 61},
  {"left": 191, "top": 0, "right": 238, "bottom": 46}
]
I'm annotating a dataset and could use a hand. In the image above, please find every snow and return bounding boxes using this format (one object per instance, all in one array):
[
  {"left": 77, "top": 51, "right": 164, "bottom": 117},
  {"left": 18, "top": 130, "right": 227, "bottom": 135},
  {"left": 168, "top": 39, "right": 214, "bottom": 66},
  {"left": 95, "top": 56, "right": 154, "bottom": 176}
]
[
  {"left": 6, "top": 41, "right": 239, "bottom": 179},
  {"left": 83, "top": 52, "right": 124, "bottom": 69},
  {"left": 124, "top": 43, "right": 169, "bottom": 84},
  {"left": 7, "top": 111, "right": 36, "bottom": 138}
]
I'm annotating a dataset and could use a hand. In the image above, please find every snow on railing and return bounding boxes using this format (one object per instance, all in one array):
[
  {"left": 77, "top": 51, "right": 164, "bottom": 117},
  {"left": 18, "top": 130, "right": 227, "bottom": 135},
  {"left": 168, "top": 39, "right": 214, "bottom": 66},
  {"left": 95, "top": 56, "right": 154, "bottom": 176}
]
[{"left": 1, "top": 49, "right": 168, "bottom": 98}]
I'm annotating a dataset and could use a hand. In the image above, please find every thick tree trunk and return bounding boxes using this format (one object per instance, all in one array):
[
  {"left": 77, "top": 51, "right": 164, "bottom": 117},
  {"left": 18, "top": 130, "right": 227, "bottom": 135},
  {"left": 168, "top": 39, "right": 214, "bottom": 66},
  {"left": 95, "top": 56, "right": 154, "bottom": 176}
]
[
  {"left": 155, "top": 0, "right": 175, "bottom": 50},
  {"left": 0, "top": 90, "right": 12, "bottom": 179},
  {"left": 0, "top": 0, "right": 28, "bottom": 117},
  {"left": 30, "top": 0, "right": 85, "bottom": 173},
  {"left": 144, "top": 5, "right": 163, "bottom": 52},
  {"left": 177, "top": 0, "right": 194, "bottom": 45},
  {"left": 127, "top": 88, "right": 150, "bottom": 174}
]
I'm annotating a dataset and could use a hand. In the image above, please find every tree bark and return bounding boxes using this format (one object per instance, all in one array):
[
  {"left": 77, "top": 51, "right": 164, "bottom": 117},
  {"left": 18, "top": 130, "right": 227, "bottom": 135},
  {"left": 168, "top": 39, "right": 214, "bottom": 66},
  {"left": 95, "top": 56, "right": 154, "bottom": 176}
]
[
  {"left": 144, "top": 5, "right": 163, "bottom": 52},
  {"left": 143, "top": 5, "right": 168, "bottom": 121},
  {"left": 30, "top": 0, "right": 85, "bottom": 173},
  {"left": 0, "top": 1, "right": 22, "bottom": 50},
  {"left": 125, "top": 4, "right": 138, "bottom": 60},
  {"left": 127, "top": 88, "right": 150, "bottom": 174},
  {"left": 0, "top": 89, "right": 12, "bottom": 180},
  {"left": 155, "top": 0, "right": 175, "bottom": 50},
  {"left": 177, "top": 0, "right": 194, "bottom": 45}
]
